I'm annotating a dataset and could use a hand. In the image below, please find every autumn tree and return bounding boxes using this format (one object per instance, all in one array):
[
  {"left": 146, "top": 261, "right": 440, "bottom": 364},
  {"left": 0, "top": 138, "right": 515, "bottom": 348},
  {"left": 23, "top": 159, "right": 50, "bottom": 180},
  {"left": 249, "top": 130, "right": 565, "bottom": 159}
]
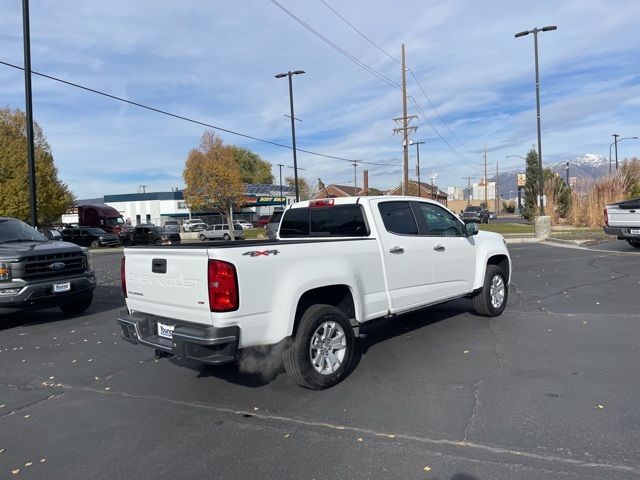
[
  {"left": 183, "top": 131, "right": 244, "bottom": 239},
  {"left": 229, "top": 146, "right": 274, "bottom": 184},
  {"left": 285, "top": 176, "right": 313, "bottom": 201},
  {"left": 0, "top": 107, "right": 75, "bottom": 224}
]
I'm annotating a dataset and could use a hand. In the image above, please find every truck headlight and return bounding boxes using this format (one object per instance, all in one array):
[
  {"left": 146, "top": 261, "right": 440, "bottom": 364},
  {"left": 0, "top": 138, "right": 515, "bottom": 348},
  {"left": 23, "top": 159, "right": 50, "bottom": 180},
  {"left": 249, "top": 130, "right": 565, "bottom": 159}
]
[
  {"left": 80, "top": 248, "right": 93, "bottom": 271},
  {"left": 0, "top": 261, "right": 11, "bottom": 281}
]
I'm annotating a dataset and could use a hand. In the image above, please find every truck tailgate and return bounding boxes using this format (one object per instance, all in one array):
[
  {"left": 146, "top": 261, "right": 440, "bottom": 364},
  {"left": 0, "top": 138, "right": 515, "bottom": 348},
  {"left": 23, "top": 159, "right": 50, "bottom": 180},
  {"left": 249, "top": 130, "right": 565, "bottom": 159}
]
[
  {"left": 124, "top": 248, "right": 212, "bottom": 325},
  {"left": 607, "top": 203, "right": 640, "bottom": 228}
]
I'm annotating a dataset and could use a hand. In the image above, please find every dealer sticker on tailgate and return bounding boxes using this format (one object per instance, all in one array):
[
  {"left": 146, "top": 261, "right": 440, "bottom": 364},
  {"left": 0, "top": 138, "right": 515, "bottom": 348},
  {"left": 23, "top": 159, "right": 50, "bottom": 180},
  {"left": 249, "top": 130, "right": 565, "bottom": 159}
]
[{"left": 157, "top": 322, "right": 175, "bottom": 339}]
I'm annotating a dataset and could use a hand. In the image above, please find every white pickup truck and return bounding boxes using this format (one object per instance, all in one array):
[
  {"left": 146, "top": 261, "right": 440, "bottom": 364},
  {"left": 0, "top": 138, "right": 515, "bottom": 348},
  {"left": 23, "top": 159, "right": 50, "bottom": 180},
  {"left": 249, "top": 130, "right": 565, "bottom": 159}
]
[
  {"left": 603, "top": 197, "right": 640, "bottom": 248},
  {"left": 118, "top": 196, "right": 511, "bottom": 389}
]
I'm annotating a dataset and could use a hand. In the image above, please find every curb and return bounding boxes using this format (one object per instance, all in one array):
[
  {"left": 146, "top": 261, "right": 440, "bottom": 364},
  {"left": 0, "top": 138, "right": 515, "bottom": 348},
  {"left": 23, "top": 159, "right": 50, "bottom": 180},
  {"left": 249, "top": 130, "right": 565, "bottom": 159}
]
[
  {"left": 504, "top": 237, "right": 542, "bottom": 244},
  {"left": 544, "top": 237, "right": 582, "bottom": 246}
]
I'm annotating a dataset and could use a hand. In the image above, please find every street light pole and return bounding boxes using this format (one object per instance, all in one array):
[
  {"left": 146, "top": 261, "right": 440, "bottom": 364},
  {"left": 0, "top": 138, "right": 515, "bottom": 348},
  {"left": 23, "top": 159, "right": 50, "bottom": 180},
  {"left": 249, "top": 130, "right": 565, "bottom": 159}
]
[
  {"left": 613, "top": 134, "right": 620, "bottom": 171},
  {"left": 411, "top": 141, "right": 425, "bottom": 197},
  {"left": 515, "top": 25, "right": 557, "bottom": 216},
  {"left": 565, "top": 162, "right": 570, "bottom": 187},
  {"left": 22, "top": 0, "right": 37, "bottom": 227},
  {"left": 275, "top": 70, "right": 305, "bottom": 202},
  {"left": 609, "top": 136, "right": 638, "bottom": 174}
]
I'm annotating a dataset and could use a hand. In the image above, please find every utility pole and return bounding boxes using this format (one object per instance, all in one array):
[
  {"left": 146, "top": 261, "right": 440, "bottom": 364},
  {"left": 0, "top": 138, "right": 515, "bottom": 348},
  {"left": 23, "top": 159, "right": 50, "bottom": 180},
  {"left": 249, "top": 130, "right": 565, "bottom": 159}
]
[
  {"left": 613, "top": 134, "right": 620, "bottom": 171},
  {"left": 393, "top": 44, "right": 417, "bottom": 195},
  {"left": 495, "top": 160, "right": 499, "bottom": 217},
  {"left": 22, "top": 0, "right": 37, "bottom": 227},
  {"left": 277, "top": 163, "right": 284, "bottom": 207},
  {"left": 565, "top": 162, "right": 570, "bottom": 188},
  {"left": 463, "top": 177, "right": 474, "bottom": 207},
  {"left": 350, "top": 160, "right": 360, "bottom": 195},
  {"left": 483, "top": 146, "right": 488, "bottom": 208}
]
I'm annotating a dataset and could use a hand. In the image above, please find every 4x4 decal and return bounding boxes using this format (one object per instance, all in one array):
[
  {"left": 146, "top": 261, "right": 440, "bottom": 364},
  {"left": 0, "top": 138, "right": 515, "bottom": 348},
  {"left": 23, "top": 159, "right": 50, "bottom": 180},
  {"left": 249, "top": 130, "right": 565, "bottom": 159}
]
[{"left": 243, "top": 250, "right": 280, "bottom": 257}]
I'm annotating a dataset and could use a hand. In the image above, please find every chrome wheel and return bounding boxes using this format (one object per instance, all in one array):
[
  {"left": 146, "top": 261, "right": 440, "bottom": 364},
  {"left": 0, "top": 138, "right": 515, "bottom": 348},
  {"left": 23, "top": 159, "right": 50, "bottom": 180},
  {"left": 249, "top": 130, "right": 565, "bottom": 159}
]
[
  {"left": 489, "top": 275, "right": 505, "bottom": 309},
  {"left": 309, "top": 321, "right": 346, "bottom": 375}
]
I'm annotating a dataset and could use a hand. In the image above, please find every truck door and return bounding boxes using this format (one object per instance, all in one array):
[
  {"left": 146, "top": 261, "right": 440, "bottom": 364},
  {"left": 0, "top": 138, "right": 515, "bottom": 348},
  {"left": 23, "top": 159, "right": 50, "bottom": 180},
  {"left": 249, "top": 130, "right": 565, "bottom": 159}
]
[
  {"left": 371, "top": 200, "right": 433, "bottom": 311},
  {"left": 411, "top": 201, "right": 476, "bottom": 300}
]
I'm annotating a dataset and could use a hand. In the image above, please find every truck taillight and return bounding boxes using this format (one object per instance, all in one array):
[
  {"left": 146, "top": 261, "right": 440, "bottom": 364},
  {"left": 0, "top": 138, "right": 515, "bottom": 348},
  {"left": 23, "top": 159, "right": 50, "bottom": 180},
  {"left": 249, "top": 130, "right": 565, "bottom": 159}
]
[
  {"left": 310, "top": 198, "right": 334, "bottom": 208},
  {"left": 120, "top": 257, "right": 127, "bottom": 298},
  {"left": 208, "top": 260, "right": 238, "bottom": 312},
  {"left": 604, "top": 208, "right": 608, "bottom": 227}
]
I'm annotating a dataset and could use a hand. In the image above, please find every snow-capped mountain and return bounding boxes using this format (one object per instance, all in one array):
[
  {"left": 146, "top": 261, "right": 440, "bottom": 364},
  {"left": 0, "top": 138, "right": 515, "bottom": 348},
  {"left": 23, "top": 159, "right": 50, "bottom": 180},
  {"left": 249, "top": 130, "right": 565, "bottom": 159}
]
[{"left": 494, "top": 154, "right": 612, "bottom": 198}]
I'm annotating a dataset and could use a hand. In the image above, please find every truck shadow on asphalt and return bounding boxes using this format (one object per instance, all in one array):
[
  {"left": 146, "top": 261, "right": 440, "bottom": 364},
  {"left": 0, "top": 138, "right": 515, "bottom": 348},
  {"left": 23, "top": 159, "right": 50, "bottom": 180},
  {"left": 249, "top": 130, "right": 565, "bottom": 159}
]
[
  {"left": 0, "top": 285, "right": 125, "bottom": 331},
  {"left": 188, "top": 298, "right": 473, "bottom": 388}
]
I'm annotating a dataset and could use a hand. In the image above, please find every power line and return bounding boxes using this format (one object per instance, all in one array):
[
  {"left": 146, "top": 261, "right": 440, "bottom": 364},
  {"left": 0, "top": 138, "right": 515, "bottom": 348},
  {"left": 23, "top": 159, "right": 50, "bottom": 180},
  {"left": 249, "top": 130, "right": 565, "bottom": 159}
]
[
  {"left": 408, "top": 96, "right": 482, "bottom": 168},
  {"left": 268, "top": 0, "right": 399, "bottom": 90},
  {"left": 408, "top": 68, "right": 475, "bottom": 154},
  {"left": 318, "top": 0, "right": 400, "bottom": 64},
  {"left": 0, "top": 59, "right": 399, "bottom": 168}
]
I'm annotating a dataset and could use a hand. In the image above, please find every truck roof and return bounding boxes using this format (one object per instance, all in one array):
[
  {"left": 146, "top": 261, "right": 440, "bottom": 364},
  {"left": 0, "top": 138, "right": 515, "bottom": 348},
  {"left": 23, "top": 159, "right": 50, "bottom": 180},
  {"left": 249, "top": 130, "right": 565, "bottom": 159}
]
[{"left": 288, "top": 196, "right": 446, "bottom": 209}]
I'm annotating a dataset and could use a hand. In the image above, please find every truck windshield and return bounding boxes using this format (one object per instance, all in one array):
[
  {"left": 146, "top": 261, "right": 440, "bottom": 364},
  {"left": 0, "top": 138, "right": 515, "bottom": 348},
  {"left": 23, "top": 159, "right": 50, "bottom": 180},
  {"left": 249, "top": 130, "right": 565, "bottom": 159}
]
[
  {"left": 105, "top": 217, "right": 125, "bottom": 226},
  {"left": 0, "top": 219, "right": 48, "bottom": 243}
]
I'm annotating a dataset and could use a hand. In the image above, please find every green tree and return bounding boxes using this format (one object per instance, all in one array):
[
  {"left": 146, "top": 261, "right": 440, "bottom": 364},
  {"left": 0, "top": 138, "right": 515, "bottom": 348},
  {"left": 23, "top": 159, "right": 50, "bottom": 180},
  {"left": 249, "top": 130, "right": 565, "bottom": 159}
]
[
  {"left": 0, "top": 107, "right": 75, "bottom": 224},
  {"left": 229, "top": 146, "right": 274, "bottom": 184},
  {"left": 522, "top": 148, "right": 539, "bottom": 220},
  {"left": 285, "top": 176, "right": 312, "bottom": 201},
  {"left": 183, "top": 131, "right": 244, "bottom": 239}
]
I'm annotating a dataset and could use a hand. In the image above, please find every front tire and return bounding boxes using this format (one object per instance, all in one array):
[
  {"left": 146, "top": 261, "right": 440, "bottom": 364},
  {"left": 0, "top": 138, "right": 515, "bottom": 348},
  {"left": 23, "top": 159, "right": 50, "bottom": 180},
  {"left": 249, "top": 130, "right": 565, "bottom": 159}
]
[
  {"left": 628, "top": 240, "right": 640, "bottom": 248},
  {"left": 283, "top": 304, "right": 355, "bottom": 390},
  {"left": 199, "top": 234, "right": 206, "bottom": 241},
  {"left": 90, "top": 240, "right": 100, "bottom": 248},
  {"left": 472, "top": 265, "right": 508, "bottom": 316},
  {"left": 59, "top": 295, "right": 93, "bottom": 315}
]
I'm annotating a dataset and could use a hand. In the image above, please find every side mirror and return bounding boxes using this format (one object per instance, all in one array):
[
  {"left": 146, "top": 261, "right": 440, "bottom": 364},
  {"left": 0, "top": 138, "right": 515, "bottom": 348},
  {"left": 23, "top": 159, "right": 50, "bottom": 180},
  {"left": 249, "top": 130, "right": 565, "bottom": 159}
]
[{"left": 465, "top": 222, "right": 479, "bottom": 236}]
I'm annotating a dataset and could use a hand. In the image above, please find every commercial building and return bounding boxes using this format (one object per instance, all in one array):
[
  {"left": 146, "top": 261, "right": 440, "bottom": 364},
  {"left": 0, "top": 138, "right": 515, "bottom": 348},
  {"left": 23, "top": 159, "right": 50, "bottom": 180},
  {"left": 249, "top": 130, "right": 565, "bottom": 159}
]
[{"left": 78, "top": 184, "right": 296, "bottom": 227}]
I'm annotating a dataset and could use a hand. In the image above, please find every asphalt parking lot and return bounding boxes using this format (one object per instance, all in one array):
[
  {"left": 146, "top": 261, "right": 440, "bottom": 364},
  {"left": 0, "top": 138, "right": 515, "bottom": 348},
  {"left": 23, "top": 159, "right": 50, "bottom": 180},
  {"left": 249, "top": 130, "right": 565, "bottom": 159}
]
[{"left": 1, "top": 243, "right": 639, "bottom": 479}]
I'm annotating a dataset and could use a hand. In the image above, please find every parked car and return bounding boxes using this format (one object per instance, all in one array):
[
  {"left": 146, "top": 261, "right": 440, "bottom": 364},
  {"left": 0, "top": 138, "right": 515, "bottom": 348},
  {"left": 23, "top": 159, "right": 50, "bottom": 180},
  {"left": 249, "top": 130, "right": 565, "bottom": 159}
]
[
  {"left": 266, "top": 210, "right": 284, "bottom": 240},
  {"left": 198, "top": 223, "right": 244, "bottom": 241},
  {"left": 255, "top": 215, "right": 271, "bottom": 228},
  {"left": 235, "top": 220, "right": 253, "bottom": 230},
  {"left": 133, "top": 226, "right": 181, "bottom": 246},
  {"left": 461, "top": 206, "right": 490, "bottom": 224},
  {"left": 61, "top": 227, "right": 120, "bottom": 248},
  {"left": 163, "top": 220, "right": 180, "bottom": 234},
  {"left": 118, "top": 196, "right": 510, "bottom": 389},
  {"left": 0, "top": 217, "right": 95, "bottom": 314},
  {"left": 188, "top": 222, "right": 207, "bottom": 232},
  {"left": 603, "top": 197, "right": 640, "bottom": 248},
  {"left": 183, "top": 219, "right": 205, "bottom": 232}
]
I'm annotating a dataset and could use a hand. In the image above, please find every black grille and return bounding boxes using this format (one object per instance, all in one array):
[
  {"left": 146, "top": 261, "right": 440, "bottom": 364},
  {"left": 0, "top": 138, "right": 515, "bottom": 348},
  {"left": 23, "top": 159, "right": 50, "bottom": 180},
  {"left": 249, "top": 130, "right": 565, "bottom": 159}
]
[{"left": 13, "top": 252, "right": 86, "bottom": 280}]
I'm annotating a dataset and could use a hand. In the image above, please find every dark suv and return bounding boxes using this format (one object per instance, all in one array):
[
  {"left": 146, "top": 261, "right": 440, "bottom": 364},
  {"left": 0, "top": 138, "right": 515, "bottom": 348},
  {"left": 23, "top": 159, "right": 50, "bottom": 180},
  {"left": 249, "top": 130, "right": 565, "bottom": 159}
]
[
  {"left": 61, "top": 227, "right": 119, "bottom": 248},
  {"left": 133, "top": 226, "right": 181, "bottom": 245},
  {"left": 0, "top": 218, "right": 96, "bottom": 314},
  {"left": 461, "top": 206, "right": 490, "bottom": 224}
]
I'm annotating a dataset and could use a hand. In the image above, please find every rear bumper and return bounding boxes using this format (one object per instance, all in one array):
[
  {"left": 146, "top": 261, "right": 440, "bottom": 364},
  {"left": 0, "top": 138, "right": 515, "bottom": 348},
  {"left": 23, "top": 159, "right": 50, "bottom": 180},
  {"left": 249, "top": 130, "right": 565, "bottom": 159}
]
[
  {"left": 603, "top": 226, "right": 640, "bottom": 240},
  {"left": 0, "top": 272, "right": 96, "bottom": 312},
  {"left": 117, "top": 309, "right": 239, "bottom": 365}
]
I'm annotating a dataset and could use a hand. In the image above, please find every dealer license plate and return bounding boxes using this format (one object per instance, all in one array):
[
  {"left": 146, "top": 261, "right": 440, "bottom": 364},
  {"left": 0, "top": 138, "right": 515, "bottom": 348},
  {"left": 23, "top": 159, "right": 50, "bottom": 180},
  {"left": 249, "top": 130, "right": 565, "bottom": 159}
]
[
  {"left": 53, "top": 282, "right": 71, "bottom": 293},
  {"left": 157, "top": 322, "right": 175, "bottom": 339},
  {"left": 630, "top": 229, "right": 640, "bottom": 235}
]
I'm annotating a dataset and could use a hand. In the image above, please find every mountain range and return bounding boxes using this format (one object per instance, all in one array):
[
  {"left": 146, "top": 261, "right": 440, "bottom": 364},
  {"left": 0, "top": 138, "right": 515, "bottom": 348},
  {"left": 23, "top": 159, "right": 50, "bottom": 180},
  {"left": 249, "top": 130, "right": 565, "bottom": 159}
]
[{"left": 491, "top": 154, "right": 613, "bottom": 199}]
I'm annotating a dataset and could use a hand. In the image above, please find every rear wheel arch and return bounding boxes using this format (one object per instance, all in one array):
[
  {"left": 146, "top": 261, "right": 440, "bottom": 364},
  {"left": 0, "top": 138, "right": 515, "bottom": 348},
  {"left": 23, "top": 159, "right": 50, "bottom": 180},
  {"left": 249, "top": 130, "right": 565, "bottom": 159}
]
[{"left": 291, "top": 285, "right": 358, "bottom": 337}]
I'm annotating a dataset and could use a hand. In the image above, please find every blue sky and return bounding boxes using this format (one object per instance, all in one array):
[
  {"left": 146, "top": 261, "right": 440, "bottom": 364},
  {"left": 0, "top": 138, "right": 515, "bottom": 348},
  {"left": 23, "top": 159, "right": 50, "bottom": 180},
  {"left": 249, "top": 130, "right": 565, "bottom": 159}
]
[{"left": 1, "top": 0, "right": 639, "bottom": 198}]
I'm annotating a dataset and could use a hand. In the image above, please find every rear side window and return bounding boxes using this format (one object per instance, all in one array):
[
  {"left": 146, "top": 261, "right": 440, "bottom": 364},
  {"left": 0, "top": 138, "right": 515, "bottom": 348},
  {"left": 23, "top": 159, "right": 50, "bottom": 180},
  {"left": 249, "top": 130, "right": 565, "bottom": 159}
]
[
  {"left": 378, "top": 201, "right": 419, "bottom": 235},
  {"left": 269, "top": 211, "right": 283, "bottom": 224},
  {"left": 280, "top": 205, "right": 368, "bottom": 238}
]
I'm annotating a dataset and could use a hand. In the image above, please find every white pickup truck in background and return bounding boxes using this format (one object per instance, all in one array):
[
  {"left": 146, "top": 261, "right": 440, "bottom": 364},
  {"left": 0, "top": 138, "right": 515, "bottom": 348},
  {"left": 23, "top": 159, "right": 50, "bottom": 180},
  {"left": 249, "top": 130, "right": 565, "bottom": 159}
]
[
  {"left": 603, "top": 197, "right": 640, "bottom": 248},
  {"left": 118, "top": 196, "right": 511, "bottom": 389}
]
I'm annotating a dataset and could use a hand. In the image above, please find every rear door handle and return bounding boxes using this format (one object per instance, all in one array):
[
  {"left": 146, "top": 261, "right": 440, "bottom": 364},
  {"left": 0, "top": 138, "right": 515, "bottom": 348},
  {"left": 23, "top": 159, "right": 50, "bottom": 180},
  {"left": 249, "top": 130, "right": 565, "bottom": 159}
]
[
  {"left": 389, "top": 246, "right": 404, "bottom": 254},
  {"left": 433, "top": 245, "right": 446, "bottom": 252}
]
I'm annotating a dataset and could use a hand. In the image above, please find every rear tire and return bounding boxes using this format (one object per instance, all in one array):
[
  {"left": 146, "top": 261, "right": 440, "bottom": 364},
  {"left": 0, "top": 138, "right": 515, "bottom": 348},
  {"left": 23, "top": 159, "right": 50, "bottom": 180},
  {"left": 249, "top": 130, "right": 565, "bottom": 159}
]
[
  {"left": 628, "top": 240, "right": 640, "bottom": 248},
  {"left": 154, "top": 239, "right": 163, "bottom": 246},
  {"left": 199, "top": 234, "right": 206, "bottom": 241},
  {"left": 283, "top": 304, "right": 355, "bottom": 390},
  {"left": 223, "top": 233, "right": 231, "bottom": 240},
  {"left": 59, "top": 295, "right": 93, "bottom": 315},
  {"left": 472, "top": 265, "right": 508, "bottom": 316}
]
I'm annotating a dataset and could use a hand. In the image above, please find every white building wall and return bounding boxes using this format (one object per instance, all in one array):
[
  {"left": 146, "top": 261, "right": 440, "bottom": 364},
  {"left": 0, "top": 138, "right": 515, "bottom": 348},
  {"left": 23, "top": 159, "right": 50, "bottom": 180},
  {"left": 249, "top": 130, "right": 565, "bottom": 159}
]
[{"left": 472, "top": 181, "right": 497, "bottom": 201}]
